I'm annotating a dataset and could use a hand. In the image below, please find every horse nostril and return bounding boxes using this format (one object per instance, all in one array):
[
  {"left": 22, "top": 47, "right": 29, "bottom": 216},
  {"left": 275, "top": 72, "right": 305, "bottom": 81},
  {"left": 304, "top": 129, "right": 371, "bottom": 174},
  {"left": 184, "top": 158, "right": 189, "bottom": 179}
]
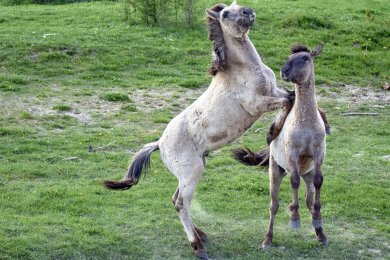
[{"left": 242, "top": 8, "right": 253, "bottom": 16}]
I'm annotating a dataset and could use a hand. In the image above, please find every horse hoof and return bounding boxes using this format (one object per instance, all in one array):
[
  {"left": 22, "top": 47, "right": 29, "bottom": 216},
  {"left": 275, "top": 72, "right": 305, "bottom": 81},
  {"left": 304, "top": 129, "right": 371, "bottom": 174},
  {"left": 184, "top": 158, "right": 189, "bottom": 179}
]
[
  {"left": 195, "top": 249, "right": 209, "bottom": 260},
  {"left": 321, "top": 239, "right": 329, "bottom": 247},
  {"left": 201, "top": 236, "right": 209, "bottom": 244},
  {"left": 261, "top": 242, "right": 272, "bottom": 250},
  {"left": 290, "top": 219, "right": 301, "bottom": 229}
]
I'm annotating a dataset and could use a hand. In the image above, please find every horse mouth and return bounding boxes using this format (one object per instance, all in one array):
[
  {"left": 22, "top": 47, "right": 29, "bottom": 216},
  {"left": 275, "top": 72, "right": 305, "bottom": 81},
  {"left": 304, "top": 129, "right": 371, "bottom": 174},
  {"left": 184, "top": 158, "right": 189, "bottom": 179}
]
[
  {"left": 281, "top": 73, "right": 291, "bottom": 82},
  {"left": 238, "top": 14, "right": 256, "bottom": 29}
]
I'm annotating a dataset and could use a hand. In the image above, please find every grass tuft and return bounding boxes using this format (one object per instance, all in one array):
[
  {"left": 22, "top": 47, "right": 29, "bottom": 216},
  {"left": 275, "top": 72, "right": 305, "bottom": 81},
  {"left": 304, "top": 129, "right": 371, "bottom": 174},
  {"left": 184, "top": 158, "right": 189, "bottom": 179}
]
[
  {"left": 100, "top": 93, "right": 130, "bottom": 102},
  {"left": 121, "top": 104, "right": 137, "bottom": 112},
  {"left": 52, "top": 104, "right": 72, "bottom": 111}
]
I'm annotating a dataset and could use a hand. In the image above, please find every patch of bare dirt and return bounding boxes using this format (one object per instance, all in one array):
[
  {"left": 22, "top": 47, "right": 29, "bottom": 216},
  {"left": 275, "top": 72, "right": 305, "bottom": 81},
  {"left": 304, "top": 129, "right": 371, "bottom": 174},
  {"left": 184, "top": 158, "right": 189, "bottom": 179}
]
[
  {"left": 130, "top": 87, "right": 205, "bottom": 113},
  {"left": 2, "top": 84, "right": 388, "bottom": 126},
  {"left": 0, "top": 86, "right": 206, "bottom": 125},
  {"left": 319, "top": 84, "right": 390, "bottom": 105}
]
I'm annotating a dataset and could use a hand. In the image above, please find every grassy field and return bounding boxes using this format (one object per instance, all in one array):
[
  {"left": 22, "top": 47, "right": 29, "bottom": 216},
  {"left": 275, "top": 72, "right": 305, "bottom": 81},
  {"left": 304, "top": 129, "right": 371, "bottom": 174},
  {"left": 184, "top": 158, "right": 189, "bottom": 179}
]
[{"left": 0, "top": 0, "right": 389, "bottom": 259}]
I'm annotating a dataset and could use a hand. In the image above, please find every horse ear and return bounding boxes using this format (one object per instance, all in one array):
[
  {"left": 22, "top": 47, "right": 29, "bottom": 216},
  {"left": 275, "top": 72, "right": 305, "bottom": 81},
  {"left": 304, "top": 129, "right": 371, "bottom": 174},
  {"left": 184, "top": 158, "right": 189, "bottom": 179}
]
[
  {"left": 206, "top": 9, "right": 219, "bottom": 20},
  {"left": 310, "top": 44, "right": 324, "bottom": 58}
]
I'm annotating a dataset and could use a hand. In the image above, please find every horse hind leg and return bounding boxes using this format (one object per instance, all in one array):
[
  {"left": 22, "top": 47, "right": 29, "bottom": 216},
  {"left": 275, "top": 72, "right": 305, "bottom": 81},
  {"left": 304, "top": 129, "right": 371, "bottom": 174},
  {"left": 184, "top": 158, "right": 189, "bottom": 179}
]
[
  {"left": 302, "top": 172, "right": 315, "bottom": 214},
  {"left": 172, "top": 187, "right": 208, "bottom": 244},
  {"left": 312, "top": 165, "right": 328, "bottom": 246},
  {"left": 170, "top": 158, "right": 208, "bottom": 259}
]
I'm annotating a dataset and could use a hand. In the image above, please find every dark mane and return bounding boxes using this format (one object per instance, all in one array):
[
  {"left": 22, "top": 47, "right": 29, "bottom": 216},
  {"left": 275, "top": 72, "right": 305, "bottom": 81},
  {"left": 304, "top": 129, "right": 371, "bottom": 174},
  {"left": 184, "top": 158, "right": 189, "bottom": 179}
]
[
  {"left": 291, "top": 44, "right": 310, "bottom": 54},
  {"left": 206, "top": 3, "right": 227, "bottom": 76}
]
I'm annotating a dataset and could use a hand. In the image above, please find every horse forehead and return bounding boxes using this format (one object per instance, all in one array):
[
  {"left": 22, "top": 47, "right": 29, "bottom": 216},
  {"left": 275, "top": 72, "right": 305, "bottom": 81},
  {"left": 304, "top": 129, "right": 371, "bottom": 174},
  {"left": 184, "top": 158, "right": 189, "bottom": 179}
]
[
  {"left": 288, "top": 52, "right": 310, "bottom": 62},
  {"left": 227, "top": 2, "right": 241, "bottom": 11}
]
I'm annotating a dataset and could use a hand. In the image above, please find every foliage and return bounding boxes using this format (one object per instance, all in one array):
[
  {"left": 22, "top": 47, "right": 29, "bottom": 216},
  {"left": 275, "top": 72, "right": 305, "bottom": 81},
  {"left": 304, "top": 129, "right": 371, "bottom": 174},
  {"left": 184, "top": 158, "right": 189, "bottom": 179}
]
[{"left": 122, "top": 0, "right": 196, "bottom": 27}]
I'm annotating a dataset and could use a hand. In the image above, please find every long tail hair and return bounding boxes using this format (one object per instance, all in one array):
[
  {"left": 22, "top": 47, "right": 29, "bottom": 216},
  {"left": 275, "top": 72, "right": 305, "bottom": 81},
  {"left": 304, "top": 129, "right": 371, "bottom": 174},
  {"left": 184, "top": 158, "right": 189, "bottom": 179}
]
[
  {"left": 103, "top": 142, "right": 159, "bottom": 190},
  {"left": 232, "top": 146, "right": 270, "bottom": 167}
]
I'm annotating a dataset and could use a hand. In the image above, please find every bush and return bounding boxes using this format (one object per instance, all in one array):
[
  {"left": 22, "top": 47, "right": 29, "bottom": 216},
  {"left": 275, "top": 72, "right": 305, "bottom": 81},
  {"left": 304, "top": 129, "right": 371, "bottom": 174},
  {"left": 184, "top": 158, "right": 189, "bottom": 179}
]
[{"left": 122, "top": 0, "right": 196, "bottom": 27}]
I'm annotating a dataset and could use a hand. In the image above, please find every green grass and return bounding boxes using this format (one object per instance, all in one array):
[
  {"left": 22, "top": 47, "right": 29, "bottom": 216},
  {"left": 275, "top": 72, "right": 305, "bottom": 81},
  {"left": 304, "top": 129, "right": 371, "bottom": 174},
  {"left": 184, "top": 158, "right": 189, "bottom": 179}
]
[
  {"left": 0, "top": 1, "right": 389, "bottom": 259},
  {"left": 100, "top": 92, "right": 130, "bottom": 102}
]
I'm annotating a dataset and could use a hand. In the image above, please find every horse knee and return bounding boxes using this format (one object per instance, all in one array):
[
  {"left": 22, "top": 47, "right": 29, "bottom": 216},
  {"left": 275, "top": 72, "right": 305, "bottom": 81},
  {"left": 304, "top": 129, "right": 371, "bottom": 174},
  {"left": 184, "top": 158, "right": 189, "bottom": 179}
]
[
  {"left": 174, "top": 197, "right": 183, "bottom": 212},
  {"left": 290, "top": 173, "right": 300, "bottom": 189},
  {"left": 172, "top": 188, "right": 179, "bottom": 206},
  {"left": 289, "top": 204, "right": 299, "bottom": 212},
  {"left": 313, "top": 172, "right": 323, "bottom": 190},
  {"left": 269, "top": 200, "right": 279, "bottom": 215},
  {"left": 313, "top": 202, "right": 321, "bottom": 211}
]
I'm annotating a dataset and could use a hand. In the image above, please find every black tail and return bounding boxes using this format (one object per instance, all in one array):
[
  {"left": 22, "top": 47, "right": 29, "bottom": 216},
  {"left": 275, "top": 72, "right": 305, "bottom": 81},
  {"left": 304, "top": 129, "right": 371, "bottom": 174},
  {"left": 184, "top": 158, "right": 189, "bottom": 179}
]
[
  {"left": 232, "top": 146, "right": 270, "bottom": 167},
  {"left": 103, "top": 142, "right": 159, "bottom": 190}
]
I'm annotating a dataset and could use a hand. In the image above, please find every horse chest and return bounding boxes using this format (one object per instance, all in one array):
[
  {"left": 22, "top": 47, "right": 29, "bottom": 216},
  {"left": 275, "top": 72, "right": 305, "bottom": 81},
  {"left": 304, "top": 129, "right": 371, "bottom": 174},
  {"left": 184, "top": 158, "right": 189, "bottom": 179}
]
[{"left": 272, "top": 119, "right": 325, "bottom": 174}]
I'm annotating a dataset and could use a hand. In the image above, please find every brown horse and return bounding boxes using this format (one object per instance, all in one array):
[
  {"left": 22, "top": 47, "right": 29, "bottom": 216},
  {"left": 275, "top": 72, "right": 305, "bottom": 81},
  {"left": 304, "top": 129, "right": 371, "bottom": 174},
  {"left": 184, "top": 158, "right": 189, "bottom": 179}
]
[
  {"left": 234, "top": 44, "right": 329, "bottom": 249},
  {"left": 103, "top": 2, "right": 293, "bottom": 259}
]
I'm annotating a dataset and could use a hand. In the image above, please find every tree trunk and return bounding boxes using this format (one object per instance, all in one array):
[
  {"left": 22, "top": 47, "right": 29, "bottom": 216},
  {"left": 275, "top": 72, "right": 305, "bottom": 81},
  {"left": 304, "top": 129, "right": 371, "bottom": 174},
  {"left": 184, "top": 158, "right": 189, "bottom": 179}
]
[{"left": 185, "top": 0, "right": 194, "bottom": 27}]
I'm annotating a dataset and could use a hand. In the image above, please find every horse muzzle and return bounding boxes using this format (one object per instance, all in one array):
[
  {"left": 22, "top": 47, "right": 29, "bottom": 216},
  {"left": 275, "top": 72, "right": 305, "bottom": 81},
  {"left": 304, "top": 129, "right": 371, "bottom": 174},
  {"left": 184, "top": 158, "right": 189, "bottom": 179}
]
[
  {"left": 239, "top": 8, "right": 256, "bottom": 27},
  {"left": 280, "top": 69, "right": 291, "bottom": 82}
]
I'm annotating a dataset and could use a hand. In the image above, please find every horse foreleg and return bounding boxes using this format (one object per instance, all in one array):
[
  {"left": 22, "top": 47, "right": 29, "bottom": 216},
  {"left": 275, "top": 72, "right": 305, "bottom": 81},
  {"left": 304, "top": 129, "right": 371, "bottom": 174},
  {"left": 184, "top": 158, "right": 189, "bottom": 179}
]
[
  {"left": 262, "top": 155, "right": 285, "bottom": 249},
  {"left": 312, "top": 151, "right": 328, "bottom": 246},
  {"left": 241, "top": 96, "right": 291, "bottom": 118},
  {"left": 288, "top": 156, "right": 301, "bottom": 229}
]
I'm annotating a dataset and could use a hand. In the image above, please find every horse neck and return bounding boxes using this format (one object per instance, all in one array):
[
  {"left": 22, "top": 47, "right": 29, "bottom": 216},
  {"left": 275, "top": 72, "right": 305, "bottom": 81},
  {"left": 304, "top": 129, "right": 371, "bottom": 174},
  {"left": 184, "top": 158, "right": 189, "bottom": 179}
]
[
  {"left": 224, "top": 35, "right": 262, "bottom": 67},
  {"left": 293, "top": 75, "right": 318, "bottom": 119}
]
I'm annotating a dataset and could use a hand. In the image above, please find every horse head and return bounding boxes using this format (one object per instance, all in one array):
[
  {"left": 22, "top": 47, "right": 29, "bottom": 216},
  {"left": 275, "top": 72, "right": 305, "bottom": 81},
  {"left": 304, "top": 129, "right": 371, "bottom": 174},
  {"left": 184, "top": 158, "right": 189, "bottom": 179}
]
[
  {"left": 206, "top": 2, "right": 256, "bottom": 75},
  {"left": 281, "top": 44, "right": 323, "bottom": 85}
]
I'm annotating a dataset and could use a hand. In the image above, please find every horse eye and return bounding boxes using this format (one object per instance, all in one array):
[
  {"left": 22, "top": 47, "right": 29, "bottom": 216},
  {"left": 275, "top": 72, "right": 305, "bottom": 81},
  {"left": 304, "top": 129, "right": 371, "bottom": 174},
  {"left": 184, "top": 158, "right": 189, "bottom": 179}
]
[
  {"left": 302, "top": 56, "right": 309, "bottom": 61},
  {"left": 223, "top": 11, "right": 229, "bottom": 18}
]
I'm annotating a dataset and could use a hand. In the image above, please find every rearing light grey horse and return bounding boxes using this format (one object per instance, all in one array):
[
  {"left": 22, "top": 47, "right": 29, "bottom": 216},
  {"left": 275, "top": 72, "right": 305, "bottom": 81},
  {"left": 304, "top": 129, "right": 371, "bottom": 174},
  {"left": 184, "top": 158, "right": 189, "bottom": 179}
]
[{"left": 104, "top": 2, "right": 292, "bottom": 259}]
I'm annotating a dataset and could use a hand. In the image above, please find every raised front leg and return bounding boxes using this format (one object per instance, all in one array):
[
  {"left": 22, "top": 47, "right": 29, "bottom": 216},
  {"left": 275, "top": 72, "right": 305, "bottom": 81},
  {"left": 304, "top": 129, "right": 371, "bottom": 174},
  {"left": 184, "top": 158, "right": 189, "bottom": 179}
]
[
  {"left": 262, "top": 155, "right": 286, "bottom": 249},
  {"left": 241, "top": 95, "right": 292, "bottom": 118},
  {"left": 266, "top": 106, "right": 292, "bottom": 145}
]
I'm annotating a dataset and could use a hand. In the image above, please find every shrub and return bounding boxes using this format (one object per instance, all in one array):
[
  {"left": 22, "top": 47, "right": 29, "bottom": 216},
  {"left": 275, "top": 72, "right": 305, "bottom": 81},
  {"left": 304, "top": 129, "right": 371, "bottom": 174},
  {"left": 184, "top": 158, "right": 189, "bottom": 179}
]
[{"left": 122, "top": 0, "right": 196, "bottom": 27}]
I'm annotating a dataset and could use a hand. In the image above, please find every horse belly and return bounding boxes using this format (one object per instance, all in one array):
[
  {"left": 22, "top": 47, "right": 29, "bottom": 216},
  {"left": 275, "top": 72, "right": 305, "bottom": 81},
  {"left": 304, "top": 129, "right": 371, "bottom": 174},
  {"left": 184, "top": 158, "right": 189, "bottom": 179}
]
[
  {"left": 205, "top": 113, "right": 255, "bottom": 151},
  {"left": 271, "top": 143, "right": 315, "bottom": 174}
]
